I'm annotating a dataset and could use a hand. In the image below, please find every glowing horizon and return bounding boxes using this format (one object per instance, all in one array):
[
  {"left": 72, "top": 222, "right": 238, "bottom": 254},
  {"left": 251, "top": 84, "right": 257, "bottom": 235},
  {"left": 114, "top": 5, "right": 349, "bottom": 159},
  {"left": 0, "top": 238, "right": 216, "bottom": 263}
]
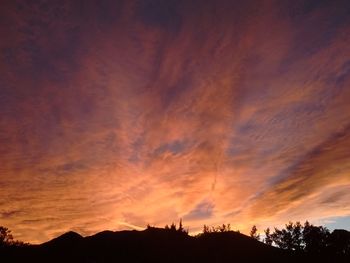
[{"left": 1, "top": 0, "right": 350, "bottom": 243}]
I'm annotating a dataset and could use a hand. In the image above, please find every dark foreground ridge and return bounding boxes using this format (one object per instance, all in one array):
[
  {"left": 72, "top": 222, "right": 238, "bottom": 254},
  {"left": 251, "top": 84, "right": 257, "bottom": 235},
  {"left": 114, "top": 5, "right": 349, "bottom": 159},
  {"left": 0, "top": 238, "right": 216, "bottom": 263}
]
[{"left": 1, "top": 227, "right": 350, "bottom": 263}]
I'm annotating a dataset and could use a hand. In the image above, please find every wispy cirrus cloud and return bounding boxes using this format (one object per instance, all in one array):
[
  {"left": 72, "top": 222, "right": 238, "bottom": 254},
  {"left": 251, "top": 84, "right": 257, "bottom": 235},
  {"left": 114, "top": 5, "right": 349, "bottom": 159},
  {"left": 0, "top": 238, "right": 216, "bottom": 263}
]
[{"left": 0, "top": 0, "right": 350, "bottom": 243}]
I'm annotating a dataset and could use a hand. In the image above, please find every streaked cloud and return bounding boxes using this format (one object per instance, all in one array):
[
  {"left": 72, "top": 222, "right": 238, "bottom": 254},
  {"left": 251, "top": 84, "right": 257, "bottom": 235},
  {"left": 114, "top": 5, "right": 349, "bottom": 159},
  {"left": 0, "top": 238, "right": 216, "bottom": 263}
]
[{"left": 0, "top": 0, "right": 349, "bottom": 243}]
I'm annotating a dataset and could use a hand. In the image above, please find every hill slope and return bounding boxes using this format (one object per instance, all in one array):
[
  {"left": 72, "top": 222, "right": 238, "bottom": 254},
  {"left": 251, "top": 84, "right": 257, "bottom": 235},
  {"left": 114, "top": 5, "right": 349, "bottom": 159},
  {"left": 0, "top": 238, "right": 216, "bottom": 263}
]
[{"left": 1, "top": 228, "right": 349, "bottom": 263}]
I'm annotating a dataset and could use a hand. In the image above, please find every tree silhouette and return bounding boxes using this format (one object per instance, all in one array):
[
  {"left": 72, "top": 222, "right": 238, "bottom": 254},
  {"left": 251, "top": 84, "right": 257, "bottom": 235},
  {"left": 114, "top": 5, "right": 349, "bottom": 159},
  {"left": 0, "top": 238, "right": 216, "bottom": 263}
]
[
  {"left": 219, "top": 224, "right": 231, "bottom": 232},
  {"left": 272, "top": 226, "right": 293, "bottom": 250},
  {"left": 302, "top": 221, "right": 330, "bottom": 253},
  {"left": 328, "top": 229, "right": 350, "bottom": 256},
  {"left": 178, "top": 219, "right": 184, "bottom": 232},
  {"left": 270, "top": 222, "right": 303, "bottom": 250},
  {"left": 250, "top": 225, "right": 260, "bottom": 241},
  {"left": 170, "top": 222, "right": 177, "bottom": 231},
  {"left": 202, "top": 224, "right": 210, "bottom": 234},
  {"left": 163, "top": 219, "right": 188, "bottom": 234},
  {"left": 0, "top": 226, "right": 13, "bottom": 247},
  {"left": 264, "top": 227, "right": 273, "bottom": 246},
  {"left": 290, "top": 221, "right": 303, "bottom": 250},
  {"left": 201, "top": 224, "right": 232, "bottom": 234}
]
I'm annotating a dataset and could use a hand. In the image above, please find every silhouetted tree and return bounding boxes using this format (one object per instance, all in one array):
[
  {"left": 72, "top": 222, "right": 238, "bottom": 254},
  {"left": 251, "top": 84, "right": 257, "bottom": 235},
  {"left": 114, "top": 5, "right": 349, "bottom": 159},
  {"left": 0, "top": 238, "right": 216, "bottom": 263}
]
[
  {"left": 218, "top": 224, "right": 231, "bottom": 232},
  {"left": 178, "top": 219, "right": 183, "bottom": 232},
  {"left": 290, "top": 221, "right": 303, "bottom": 250},
  {"left": 250, "top": 225, "right": 260, "bottom": 241},
  {"left": 170, "top": 222, "right": 177, "bottom": 231},
  {"left": 302, "top": 221, "right": 330, "bottom": 253},
  {"left": 203, "top": 224, "right": 210, "bottom": 234},
  {"left": 264, "top": 227, "right": 273, "bottom": 246},
  {"left": 0, "top": 226, "right": 13, "bottom": 247},
  {"left": 328, "top": 229, "right": 350, "bottom": 256},
  {"left": 270, "top": 222, "right": 303, "bottom": 250},
  {"left": 176, "top": 219, "right": 188, "bottom": 234},
  {"left": 201, "top": 224, "right": 232, "bottom": 235},
  {"left": 271, "top": 227, "right": 292, "bottom": 250}
]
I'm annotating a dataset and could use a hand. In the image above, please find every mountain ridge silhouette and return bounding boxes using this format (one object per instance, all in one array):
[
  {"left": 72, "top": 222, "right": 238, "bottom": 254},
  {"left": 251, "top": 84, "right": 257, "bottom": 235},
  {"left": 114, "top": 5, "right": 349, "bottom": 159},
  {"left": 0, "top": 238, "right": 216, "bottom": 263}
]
[{"left": 2, "top": 227, "right": 350, "bottom": 263}]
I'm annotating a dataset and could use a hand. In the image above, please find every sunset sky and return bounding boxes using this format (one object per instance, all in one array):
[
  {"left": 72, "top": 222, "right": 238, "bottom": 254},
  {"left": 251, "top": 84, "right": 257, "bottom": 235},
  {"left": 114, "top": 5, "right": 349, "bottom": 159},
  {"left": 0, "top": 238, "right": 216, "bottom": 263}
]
[{"left": 1, "top": 0, "right": 350, "bottom": 244}]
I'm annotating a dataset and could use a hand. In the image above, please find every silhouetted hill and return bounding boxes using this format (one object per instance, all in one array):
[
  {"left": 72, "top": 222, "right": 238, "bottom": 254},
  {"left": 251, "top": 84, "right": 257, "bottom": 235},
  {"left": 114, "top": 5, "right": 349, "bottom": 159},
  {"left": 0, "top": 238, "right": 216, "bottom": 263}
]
[
  {"left": 1, "top": 228, "right": 349, "bottom": 263},
  {"left": 43, "top": 231, "right": 83, "bottom": 247}
]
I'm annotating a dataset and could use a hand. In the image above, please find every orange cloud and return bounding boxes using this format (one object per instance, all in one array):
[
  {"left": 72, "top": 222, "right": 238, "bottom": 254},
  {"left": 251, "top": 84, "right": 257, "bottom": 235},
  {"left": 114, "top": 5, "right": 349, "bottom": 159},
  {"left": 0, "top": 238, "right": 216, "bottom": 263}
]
[{"left": 1, "top": 0, "right": 350, "bottom": 243}]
